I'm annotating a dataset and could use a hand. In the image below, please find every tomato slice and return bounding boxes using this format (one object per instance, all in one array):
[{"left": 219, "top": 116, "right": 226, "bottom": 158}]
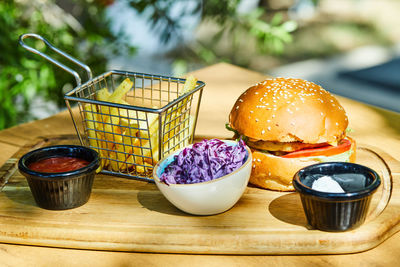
[{"left": 282, "top": 138, "right": 352, "bottom": 158}]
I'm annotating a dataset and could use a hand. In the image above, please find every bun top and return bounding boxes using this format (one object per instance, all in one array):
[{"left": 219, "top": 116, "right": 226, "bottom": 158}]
[{"left": 229, "top": 78, "right": 348, "bottom": 144}]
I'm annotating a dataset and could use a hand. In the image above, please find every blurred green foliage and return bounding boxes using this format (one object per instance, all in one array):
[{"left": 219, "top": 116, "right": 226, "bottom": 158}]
[
  {"left": 128, "top": 0, "right": 297, "bottom": 76},
  {"left": 1, "top": 0, "right": 296, "bottom": 130},
  {"left": 282, "top": 20, "right": 392, "bottom": 63},
  {"left": 0, "top": 0, "right": 134, "bottom": 130}
]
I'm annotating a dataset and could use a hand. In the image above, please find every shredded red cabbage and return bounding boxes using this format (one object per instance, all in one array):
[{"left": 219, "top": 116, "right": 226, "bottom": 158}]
[{"left": 160, "top": 139, "right": 247, "bottom": 185}]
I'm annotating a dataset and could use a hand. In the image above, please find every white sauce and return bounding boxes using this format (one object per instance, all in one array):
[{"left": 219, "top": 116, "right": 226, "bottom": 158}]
[{"left": 312, "top": 176, "right": 345, "bottom": 193}]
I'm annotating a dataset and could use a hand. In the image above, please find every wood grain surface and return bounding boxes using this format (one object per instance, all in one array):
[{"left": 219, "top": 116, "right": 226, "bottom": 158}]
[
  {"left": 0, "top": 135, "right": 398, "bottom": 255},
  {"left": 1, "top": 63, "right": 400, "bottom": 265}
]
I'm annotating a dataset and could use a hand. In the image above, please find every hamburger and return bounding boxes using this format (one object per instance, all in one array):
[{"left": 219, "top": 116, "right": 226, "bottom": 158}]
[{"left": 227, "top": 77, "right": 356, "bottom": 191}]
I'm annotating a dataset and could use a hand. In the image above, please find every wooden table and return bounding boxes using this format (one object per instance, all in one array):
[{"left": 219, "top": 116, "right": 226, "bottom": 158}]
[{"left": 1, "top": 63, "right": 400, "bottom": 266}]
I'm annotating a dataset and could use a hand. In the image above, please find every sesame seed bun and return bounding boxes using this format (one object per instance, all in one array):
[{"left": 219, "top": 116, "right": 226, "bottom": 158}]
[
  {"left": 228, "top": 77, "right": 355, "bottom": 191},
  {"left": 229, "top": 78, "right": 348, "bottom": 145}
]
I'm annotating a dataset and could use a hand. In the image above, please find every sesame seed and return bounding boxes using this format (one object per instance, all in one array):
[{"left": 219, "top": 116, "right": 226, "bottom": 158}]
[
  {"left": 320, "top": 112, "right": 324, "bottom": 116},
  {"left": 267, "top": 126, "right": 271, "bottom": 131},
  {"left": 238, "top": 99, "right": 243, "bottom": 102},
  {"left": 257, "top": 159, "right": 261, "bottom": 162},
  {"left": 267, "top": 119, "right": 271, "bottom": 123},
  {"left": 236, "top": 106, "right": 239, "bottom": 110},
  {"left": 336, "top": 122, "right": 339, "bottom": 126},
  {"left": 250, "top": 110, "right": 254, "bottom": 113},
  {"left": 261, "top": 130, "right": 265, "bottom": 134},
  {"left": 255, "top": 118, "right": 259, "bottom": 122},
  {"left": 272, "top": 115, "right": 275, "bottom": 118}
]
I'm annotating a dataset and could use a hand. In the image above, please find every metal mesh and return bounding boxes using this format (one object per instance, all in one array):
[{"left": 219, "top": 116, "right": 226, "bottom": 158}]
[{"left": 64, "top": 70, "right": 204, "bottom": 182}]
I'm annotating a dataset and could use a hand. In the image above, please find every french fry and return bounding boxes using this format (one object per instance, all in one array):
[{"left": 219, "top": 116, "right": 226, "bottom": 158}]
[
  {"left": 84, "top": 79, "right": 135, "bottom": 172},
  {"left": 115, "top": 99, "right": 143, "bottom": 127},
  {"left": 180, "top": 75, "right": 197, "bottom": 96},
  {"left": 147, "top": 115, "right": 196, "bottom": 164},
  {"left": 83, "top": 104, "right": 110, "bottom": 170},
  {"left": 82, "top": 75, "right": 197, "bottom": 176},
  {"left": 83, "top": 104, "right": 98, "bottom": 149},
  {"left": 108, "top": 78, "right": 133, "bottom": 103},
  {"left": 118, "top": 134, "right": 136, "bottom": 171},
  {"left": 103, "top": 80, "right": 137, "bottom": 171},
  {"left": 132, "top": 137, "right": 151, "bottom": 173},
  {"left": 96, "top": 79, "right": 133, "bottom": 133},
  {"left": 97, "top": 88, "right": 113, "bottom": 130},
  {"left": 83, "top": 104, "right": 101, "bottom": 171},
  {"left": 97, "top": 88, "right": 111, "bottom": 101},
  {"left": 97, "top": 133, "right": 110, "bottom": 169},
  {"left": 136, "top": 76, "right": 197, "bottom": 165},
  {"left": 108, "top": 124, "right": 128, "bottom": 172},
  {"left": 96, "top": 86, "right": 130, "bottom": 163},
  {"left": 160, "top": 75, "right": 197, "bottom": 154},
  {"left": 112, "top": 120, "right": 140, "bottom": 171}
]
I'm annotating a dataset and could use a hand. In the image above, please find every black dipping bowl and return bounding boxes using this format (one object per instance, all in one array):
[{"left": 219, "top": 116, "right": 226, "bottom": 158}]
[
  {"left": 18, "top": 145, "right": 99, "bottom": 210},
  {"left": 293, "top": 162, "right": 381, "bottom": 232}
]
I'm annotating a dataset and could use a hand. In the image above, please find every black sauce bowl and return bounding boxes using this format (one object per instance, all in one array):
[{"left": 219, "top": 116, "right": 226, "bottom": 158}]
[
  {"left": 18, "top": 145, "right": 99, "bottom": 210},
  {"left": 293, "top": 162, "right": 381, "bottom": 232}
]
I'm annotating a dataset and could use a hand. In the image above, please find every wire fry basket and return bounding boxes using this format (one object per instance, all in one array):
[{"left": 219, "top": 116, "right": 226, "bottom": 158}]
[{"left": 19, "top": 33, "right": 205, "bottom": 182}]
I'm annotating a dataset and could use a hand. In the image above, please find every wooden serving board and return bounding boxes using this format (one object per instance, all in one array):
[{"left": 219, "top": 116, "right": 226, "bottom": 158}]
[{"left": 0, "top": 135, "right": 399, "bottom": 255}]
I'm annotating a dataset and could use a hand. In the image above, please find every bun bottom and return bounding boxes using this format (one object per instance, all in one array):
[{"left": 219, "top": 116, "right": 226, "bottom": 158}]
[{"left": 249, "top": 140, "right": 357, "bottom": 191}]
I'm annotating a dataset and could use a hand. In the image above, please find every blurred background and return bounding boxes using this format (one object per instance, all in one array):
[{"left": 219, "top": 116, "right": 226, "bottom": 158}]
[{"left": 1, "top": 0, "right": 399, "bottom": 130}]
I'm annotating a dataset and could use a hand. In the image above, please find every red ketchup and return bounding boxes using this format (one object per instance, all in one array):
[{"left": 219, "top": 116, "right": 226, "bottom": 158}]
[{"left": 28, "top": 157, "right": 90, "bottom": 173}]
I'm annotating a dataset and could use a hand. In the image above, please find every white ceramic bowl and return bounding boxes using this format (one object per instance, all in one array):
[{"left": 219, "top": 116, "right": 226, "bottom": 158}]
[{"left": 153, "top": 140, "right": 252, "bottom": 215}]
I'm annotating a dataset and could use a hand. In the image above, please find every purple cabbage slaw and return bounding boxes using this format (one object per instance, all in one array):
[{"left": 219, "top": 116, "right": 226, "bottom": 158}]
[{"left": 159, "top": 139, "right": 247, "bottom": 185}]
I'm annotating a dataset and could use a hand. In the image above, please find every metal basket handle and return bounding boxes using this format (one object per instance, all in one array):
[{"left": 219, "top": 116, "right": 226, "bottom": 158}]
[{"left": 19, "top": 33, "right": 92, "bottom": 86}]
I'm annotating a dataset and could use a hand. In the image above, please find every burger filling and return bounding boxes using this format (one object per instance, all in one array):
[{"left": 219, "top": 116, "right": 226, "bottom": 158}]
[
  {"left": 261, "top": 137, "right": 354, "bottom": 161},
  {"left": 225, "top": 123, "right": 354, "bottom": 161},
  {"left": 295, "top": 148, "right": 354, "bottom": 163},
  {"left": 246, "top": 138, "right": 330, "bottom": 152}
]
